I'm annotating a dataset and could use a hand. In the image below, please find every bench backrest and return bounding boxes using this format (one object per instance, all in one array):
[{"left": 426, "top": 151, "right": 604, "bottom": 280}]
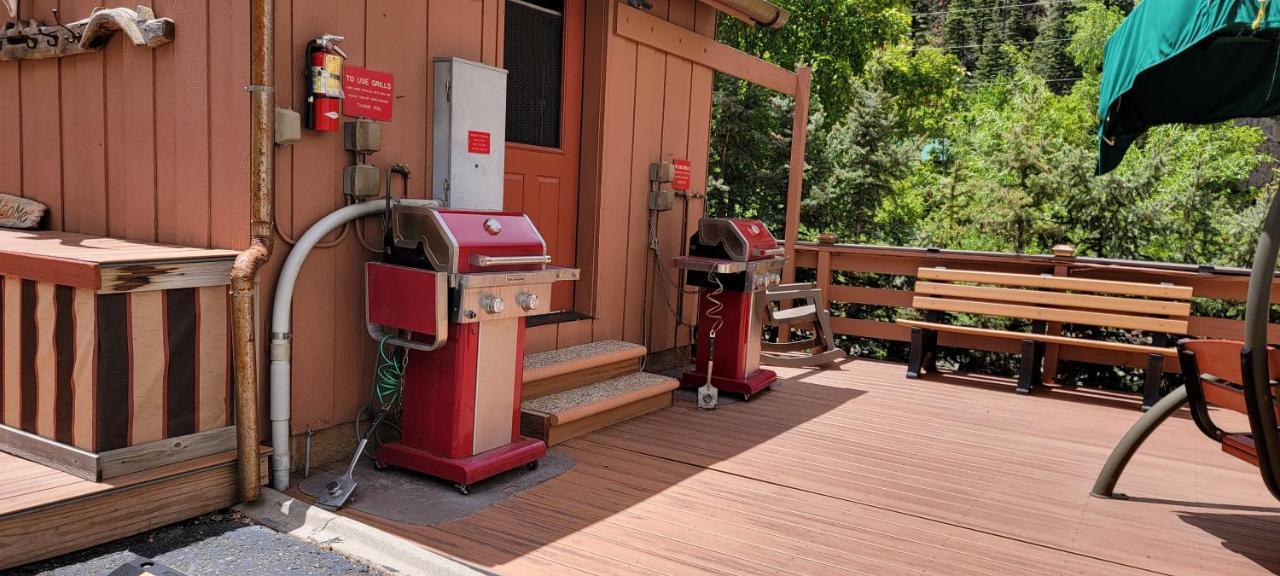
[{"left": 912, "top": 268, "right": 1194, "bottom": 334}]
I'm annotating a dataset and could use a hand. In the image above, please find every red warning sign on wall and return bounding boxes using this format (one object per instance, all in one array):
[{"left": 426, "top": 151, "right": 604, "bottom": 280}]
[
  {"left": 672, "top": 159, "right": 692, "bottom": 191},
  {"left": 468, "top": 131, "right": 491, "bottom": 155},
  {"left": 342, "top": 66, "right": 394, "bottom": 121}
]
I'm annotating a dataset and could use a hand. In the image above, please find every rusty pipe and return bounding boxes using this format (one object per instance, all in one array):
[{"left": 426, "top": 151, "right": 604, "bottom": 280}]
[{"left": 232, "top": 0, "right": 274, "bottom": 503}]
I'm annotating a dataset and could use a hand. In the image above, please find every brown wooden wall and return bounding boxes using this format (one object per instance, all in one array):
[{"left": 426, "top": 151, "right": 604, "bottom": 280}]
[
  {"left": 0, "top": 0, "right": 718, "bottom": 437},
  {"left": 0, "top": 0, "right": 251, "bottom": 247}
]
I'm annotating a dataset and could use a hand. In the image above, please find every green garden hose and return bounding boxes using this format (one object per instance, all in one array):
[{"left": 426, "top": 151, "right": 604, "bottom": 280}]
[{"left": 373, "top": 334, "right": 407, "bottom": 408}]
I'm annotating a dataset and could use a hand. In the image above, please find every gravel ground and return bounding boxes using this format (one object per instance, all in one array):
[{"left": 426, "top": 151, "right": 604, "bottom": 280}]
[{"left": 12, "top": 511, "right": 380, "bottom": 576}]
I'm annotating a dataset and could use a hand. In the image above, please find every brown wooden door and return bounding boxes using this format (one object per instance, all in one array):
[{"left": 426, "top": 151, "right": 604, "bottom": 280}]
[{"left": 502, "top": 0, "right": 584, "bottom": 312}]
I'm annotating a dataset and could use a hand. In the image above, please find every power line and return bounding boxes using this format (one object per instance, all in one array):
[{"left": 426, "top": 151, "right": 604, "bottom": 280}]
[
  {"left": 965, "top": 76, "right": 1084, "bottom": 87},
  {"left": 938, "top": 36, "right": 1072, "bottom": 50},
  {"left": 911, "top": 0, "right": 1082, "bottom": 18}
]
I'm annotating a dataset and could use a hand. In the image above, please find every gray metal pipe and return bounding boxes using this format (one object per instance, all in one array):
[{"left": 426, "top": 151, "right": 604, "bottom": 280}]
[
  {"left": 1091, "top": 385, "right": 1188, "bottom": 498},
  {"left": 1092, "top": 192, "right": 1280, "bottom": 499},
  {"left": 1242, "top": 190, "right": 1280, "bottom": 498},
  {"left": 268, "top": 199, "right": 435, "bottom": 490}
]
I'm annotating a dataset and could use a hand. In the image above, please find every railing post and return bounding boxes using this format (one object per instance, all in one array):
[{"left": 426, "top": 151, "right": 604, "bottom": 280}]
[
  {"left": 817, "top": 248, "right": 832, "bottom": 312},
  {"left": 1042, "top": 244, "right": 1074, "bottom": 385}
]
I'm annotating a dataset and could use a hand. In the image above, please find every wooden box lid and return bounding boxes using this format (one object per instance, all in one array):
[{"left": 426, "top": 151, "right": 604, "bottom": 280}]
[{"left": 0, "top": 229, "right": 239, "bottom": 293}]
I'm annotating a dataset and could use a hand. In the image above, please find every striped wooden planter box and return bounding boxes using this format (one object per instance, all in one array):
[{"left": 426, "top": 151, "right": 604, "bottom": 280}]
[{"left": 0, "top": 230, "right": 240, "bottom": 480}]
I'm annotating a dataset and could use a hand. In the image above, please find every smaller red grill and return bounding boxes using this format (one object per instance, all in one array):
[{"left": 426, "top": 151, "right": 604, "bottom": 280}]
[{"left": 674, "top": 218, "right": 785, "bottom": 401}]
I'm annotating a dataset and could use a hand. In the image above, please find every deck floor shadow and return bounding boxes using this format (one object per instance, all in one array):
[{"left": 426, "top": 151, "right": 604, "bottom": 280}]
[{"left": 297, "top": 358, "right": 1280, "bottom": 575}]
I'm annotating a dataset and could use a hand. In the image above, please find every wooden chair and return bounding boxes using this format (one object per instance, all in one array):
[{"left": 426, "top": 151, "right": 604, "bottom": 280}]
[
  {"left": 897, "top": 268, "right": 1194, "bottom": 407},
  {"left": 1179, "top": 340, "right": 1280, "bottom": 468},
  {"left": 760, "top": 283, "right": 847, "bottom": 368}
]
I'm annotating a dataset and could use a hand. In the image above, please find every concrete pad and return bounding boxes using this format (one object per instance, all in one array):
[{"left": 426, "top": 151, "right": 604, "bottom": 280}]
[{"left": 236, "top": 488, "right": 490, "bottom": 576}]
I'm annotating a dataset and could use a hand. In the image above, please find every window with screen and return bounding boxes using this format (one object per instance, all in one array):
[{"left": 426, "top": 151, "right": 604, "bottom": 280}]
[{"left": 504, "top": 0, "right": 564, "bottom": 148}]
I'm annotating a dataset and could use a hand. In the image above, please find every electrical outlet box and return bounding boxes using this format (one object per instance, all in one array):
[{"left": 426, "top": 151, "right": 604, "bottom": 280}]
[
  {"left": 344, "top": 164, "right": 381, "bottom": 198},
  {"left": 650, "top": 161, "right": 675, "bottom": 184},
  {"left": 275, "top": 107, "right": 302, "bottom": 145},
  {"left": 344, "top": 119, "right": 382, "bottom": 154},
  {"left": 432, "top": 57, "right": 508, "bottom": 209},
  {"left": 649, "top": 188, "right": 674, "bottom": 211}
]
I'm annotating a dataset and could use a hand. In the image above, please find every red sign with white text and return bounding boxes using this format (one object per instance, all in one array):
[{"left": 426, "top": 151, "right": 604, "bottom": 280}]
[
  {"left": 672, "top": 159, "right": 692, "bottom": 191},
  {"left": 342, "top": 66, "right": 394, "bottom": 121},
  {"left": 468, "top": 131, "right": 491, "bottom": 155}
]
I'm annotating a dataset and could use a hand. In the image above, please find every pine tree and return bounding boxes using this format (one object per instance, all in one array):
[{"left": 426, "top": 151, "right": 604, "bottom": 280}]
[
  {"left": 1030, "top": 3, "right": 1080, "bottom": 91},
  {"left": 942, "top": 0, "right": 981, "bottom": 69}
]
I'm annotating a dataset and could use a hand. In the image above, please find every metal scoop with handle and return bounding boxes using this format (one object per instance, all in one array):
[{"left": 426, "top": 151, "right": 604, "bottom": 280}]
[{"left": 316, "top": 408, "right": 388, "bottom": 510}]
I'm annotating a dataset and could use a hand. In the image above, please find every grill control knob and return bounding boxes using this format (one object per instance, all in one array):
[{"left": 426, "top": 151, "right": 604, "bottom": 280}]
[
  {"left": 481, "top": 295, "right": 505, "bottom": 315},
  {"left": 516, "top": 292, "right": 540, "bottom": 312}
]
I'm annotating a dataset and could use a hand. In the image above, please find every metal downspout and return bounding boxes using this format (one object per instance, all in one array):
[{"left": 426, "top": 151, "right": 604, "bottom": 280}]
[{"left": 232, "top": 0, "right": 274, "bottom": 503}]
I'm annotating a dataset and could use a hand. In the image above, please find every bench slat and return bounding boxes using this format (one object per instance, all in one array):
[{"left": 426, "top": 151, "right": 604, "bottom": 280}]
[
  {"left": 914, "top": 282, "right": 1192, "bottom": 317},
  {"left": 917, "top": 268, "right": 1194, "bottom": 300},
  {"left": 896, "top": 319, "right": 1178, "bottom": 357},
  {"left": 911, "top": 296, "right": 1189, "bottom": 334}
]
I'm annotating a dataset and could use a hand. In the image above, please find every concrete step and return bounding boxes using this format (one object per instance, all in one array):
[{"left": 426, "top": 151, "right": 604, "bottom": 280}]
[
  {"left": 522, "top": 340, "right": 646, "bottom": 400},
  {"left": 521, "top": 372, "right": 677, "bottom": 446}
]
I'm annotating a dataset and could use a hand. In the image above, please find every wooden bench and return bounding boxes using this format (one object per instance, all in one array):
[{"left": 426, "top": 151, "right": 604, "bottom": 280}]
[{"left": 896, "top": 268, "right": 1194, "bottom": 407}]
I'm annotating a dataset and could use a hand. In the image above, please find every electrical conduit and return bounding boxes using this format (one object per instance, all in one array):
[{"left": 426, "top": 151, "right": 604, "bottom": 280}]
[{"left": 269, "top": 199, "right": 436, "bottom": 491}]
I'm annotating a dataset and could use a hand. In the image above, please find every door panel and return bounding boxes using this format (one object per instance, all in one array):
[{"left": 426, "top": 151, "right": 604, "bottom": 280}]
[{"left": 503, "top": 0, "right": 584, "bottom": 312}]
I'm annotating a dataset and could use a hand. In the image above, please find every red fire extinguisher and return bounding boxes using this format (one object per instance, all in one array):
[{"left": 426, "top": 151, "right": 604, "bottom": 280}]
[{"left": 305, "top": 34, "right": 347, "bottom": 132}]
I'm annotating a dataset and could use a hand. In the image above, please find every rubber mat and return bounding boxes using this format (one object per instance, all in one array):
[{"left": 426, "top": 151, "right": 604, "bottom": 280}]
[{"left": 299, "top": 451, "right": 575, "bottom": 526}]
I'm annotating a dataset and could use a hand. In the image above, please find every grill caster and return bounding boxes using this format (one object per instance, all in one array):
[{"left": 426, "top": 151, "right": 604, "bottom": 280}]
[
  {"left": 373, "top": 460, "right": 390, "bottom": 471},
  {"left": 743, "top": 392, "right": 752, "bottom": 402},
  {"left": 455, "top": 483, "right": 470, "bottom": 496},
  {"left": 527, "top": 460, "right": 540, "bottom": 471}
]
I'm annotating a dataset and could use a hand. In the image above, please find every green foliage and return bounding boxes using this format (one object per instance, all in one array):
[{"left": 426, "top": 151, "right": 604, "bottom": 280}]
[
  {"left": 709, "top": 0, "right": 1277, "bottom": 392},
  {"left": 717, "top": 0, "right": 910, "bottom": 119},
  {"left": 869, "top": 43, "right": 966, "bottom": 139}
]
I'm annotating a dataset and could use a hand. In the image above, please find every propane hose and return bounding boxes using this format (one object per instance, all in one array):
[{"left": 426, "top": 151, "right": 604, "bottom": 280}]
[{"left": 699, "top": 271, "right": 726, "bottom": 410}]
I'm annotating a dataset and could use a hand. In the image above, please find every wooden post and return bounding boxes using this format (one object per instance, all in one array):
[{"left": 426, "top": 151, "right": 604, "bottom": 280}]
[
  {"left": 781, "top": 66, "right": 812, "bottom": 285},
  {"left": 816, "top": 248, "right": 832, "bottom": 311},
  {"left": 1041, "top": 244, "right": 1074, "bottom": 385}
]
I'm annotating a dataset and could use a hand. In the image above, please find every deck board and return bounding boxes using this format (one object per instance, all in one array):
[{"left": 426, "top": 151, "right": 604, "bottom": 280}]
[
  {"left": 322, "top": 359, "right": 1280, "bottom": 575},
  {"left": 0, "top": 448, "right": 267, "bottom": 568}
]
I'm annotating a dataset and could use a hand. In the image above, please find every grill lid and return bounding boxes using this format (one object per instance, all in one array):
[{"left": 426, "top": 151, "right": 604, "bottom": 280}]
[
  {"left": 695, "top": 218, "right": 782, "bottom": 262},
  {"left": 391, "top": 204, "right": 549, "bottom": 274}
]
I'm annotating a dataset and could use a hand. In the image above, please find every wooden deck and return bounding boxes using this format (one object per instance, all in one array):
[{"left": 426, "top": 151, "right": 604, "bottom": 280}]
[
  {"left": 319, "top": 359, "right": 1280, "bottom": 575},
  {"left": 0, "top": 448, "right": 267, "bottom": 569}
]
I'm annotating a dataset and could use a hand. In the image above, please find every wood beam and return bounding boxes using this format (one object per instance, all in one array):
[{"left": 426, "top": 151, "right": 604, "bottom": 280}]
[
  {"left": 615, "top": 3, "right": 797, "bottom": 96},
  {"left": 782, "top": 66, "right": 811, "bottom": 284}
]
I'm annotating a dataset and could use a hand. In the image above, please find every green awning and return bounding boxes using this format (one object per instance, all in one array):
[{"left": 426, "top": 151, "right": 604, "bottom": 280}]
[{"left": 1097, "top": 0, "right": 1280, "bottom": 175}]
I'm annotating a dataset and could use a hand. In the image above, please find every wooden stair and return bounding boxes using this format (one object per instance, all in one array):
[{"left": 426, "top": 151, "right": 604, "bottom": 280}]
[{"left": 521, "top": 341, "right": 677, "bottom": 445}]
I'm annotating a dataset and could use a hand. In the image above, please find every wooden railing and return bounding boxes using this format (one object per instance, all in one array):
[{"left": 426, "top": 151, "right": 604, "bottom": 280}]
[{"left": 792, "top": 241, "right": 1280, "bottom": 378}]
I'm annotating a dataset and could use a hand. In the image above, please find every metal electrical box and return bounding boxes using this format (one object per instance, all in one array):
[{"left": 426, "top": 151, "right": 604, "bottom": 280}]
[{"left": 433, "top": 57, "right": 508, "bottom": 210}]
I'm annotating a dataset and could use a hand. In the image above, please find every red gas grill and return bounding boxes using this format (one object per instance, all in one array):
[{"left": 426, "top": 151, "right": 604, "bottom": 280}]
[
  {"left": 675, "top": 218, "right": 786, "bottom": 400},
  {"left": 365, "top": 203, "right": 578, "bottom": 492}
]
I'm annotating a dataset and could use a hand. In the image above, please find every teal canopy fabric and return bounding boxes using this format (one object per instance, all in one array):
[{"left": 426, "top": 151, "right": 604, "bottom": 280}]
[{"left": 1098, "top": 0, "right": 1280, "bottom": 174}]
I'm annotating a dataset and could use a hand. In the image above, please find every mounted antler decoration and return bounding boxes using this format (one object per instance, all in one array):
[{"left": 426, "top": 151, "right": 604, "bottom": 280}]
[{"left": 0, "top": 5, "right": 174, "bottom": 62}]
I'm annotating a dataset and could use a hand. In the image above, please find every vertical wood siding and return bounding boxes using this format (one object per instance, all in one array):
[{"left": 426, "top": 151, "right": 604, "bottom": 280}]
[
  {"left": 0, "top": 0, "right": 718, "bottom": 437},
  {"left": 587, "top": 0, "right": 716, "bottom": 351}
]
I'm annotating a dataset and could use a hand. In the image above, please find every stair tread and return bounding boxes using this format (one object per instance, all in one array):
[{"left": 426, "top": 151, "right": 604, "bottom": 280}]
[
  {"left": 523, "top": 340, "right": 646, "bottom": 382},
  {"left": 522, "top": 372, "right": 677, "bottom": 422}
]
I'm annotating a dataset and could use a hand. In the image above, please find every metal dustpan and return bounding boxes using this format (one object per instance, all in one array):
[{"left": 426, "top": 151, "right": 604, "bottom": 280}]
[{"left": 316, "top": 408, "right": 387, "bottom": 510}]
